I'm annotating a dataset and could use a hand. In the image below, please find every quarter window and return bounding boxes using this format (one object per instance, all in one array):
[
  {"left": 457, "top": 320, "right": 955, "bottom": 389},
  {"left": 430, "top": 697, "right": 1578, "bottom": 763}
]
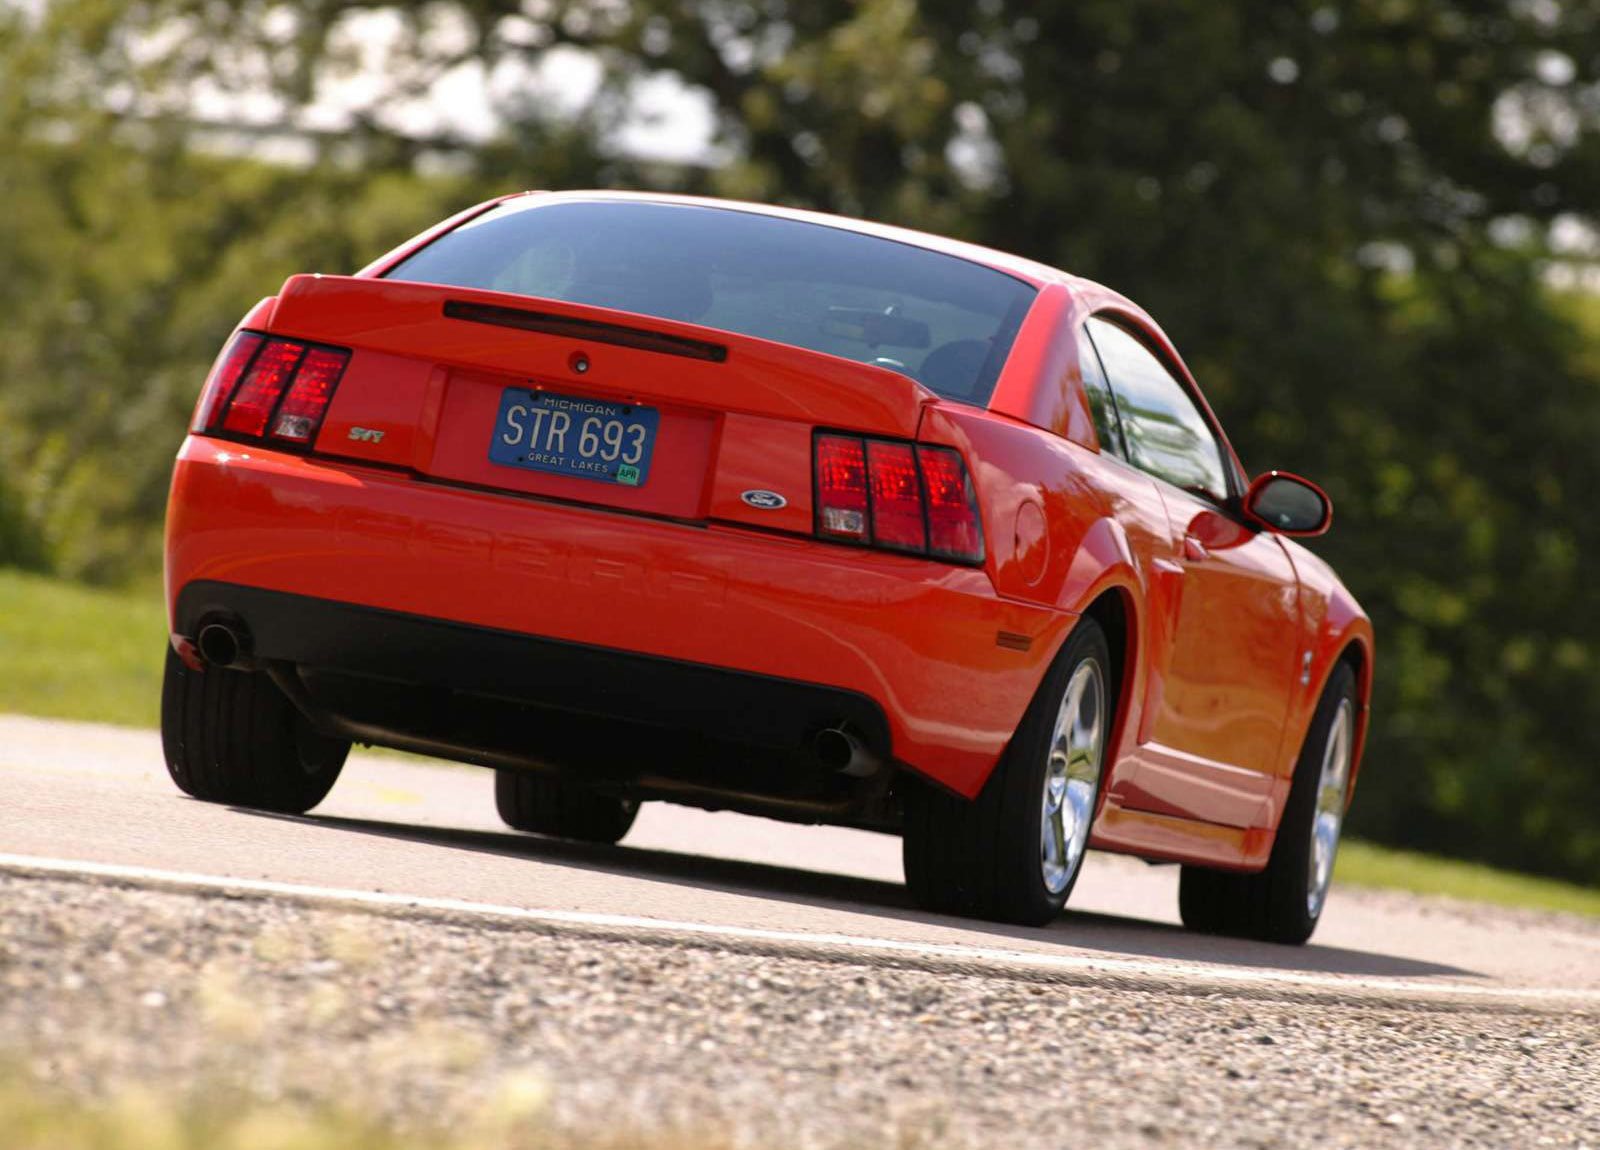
[
  {"left": 1085, "top": 316, "right": 1230, "bottom": 502},
  {"left": 1076, "top": 326, "right": 1126, "bottom": 460}
]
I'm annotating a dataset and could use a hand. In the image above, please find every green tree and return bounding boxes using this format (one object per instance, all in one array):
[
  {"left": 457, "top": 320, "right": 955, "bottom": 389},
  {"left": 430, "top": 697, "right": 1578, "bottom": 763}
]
[{"left": 0, "top": 0, "right": 602, "bottom": 579}]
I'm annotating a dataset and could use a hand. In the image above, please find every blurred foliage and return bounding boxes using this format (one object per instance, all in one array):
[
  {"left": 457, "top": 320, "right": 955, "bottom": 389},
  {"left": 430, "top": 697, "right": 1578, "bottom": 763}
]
[
  {"left": 3, "top": 0, "right": 1600, "bottom": 880},
  {"left": 0, "top": 568, "right": 167, "bottom": 726}
]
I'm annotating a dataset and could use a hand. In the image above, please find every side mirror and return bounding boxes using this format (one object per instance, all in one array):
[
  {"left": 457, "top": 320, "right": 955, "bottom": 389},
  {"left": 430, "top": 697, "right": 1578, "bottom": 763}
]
[{"left": 1245, "top": 472, "right": 1332, "bottom": 536}]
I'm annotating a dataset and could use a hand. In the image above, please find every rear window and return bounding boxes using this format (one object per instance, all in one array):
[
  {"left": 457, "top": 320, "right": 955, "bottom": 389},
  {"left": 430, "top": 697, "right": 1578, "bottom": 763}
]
[{"left": 384, "top": 200, "right": 1037, "bottom": 405}]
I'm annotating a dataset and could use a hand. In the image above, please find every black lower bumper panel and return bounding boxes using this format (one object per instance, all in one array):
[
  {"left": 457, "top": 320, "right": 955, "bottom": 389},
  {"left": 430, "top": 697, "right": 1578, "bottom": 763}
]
[{"left": 174, "top": 581, "right": 897, "bottom": 826}]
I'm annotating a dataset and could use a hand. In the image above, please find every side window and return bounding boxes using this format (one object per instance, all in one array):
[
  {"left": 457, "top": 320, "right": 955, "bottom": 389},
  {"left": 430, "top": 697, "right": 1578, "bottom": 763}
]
[
  {"left": 1085, "top": 316, "right": 1230, "bottom": 502},
  {"left": 1076, "top": 326, "right": 1127, "bottom": 460}
]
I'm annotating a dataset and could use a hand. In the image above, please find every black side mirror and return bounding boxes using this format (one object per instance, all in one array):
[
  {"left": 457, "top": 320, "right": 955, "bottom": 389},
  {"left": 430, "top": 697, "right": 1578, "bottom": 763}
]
[{"left": 1245, "top": 472, "right": 1332, "bottom": 536}]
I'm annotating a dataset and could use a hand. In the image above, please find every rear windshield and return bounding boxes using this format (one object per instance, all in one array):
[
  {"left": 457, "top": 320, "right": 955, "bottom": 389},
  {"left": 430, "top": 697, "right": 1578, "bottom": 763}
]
[{"left": 384, "top": 200, "right": 1037, "bottom": 405}]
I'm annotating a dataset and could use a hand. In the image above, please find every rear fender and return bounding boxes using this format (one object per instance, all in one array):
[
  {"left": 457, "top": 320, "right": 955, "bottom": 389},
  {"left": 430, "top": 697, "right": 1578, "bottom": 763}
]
[
  {"left": 972, "top": 525, "right": 1148, "bottom": 814},
  {"left": 917, "top": 405, "right": 1110, "bottom": 605},
  {"left": 920, "top": 401, "right": 1156, "bottom": 798},
  {"left": 1055, "top": 516, "right": 1136, "bottom": 617}
]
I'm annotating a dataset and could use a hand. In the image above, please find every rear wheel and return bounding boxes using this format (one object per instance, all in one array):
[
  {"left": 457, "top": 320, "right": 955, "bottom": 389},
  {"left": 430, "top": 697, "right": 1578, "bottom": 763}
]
[
  {"left": 160, "top": 647, "right": 349, "bottom": 813},
  {"left": 902, "top": 617, "right": 1111, "bottom": 926},
  {"left": 494, "top": 770, "right": 639, "bottom": 845},
  {"left": 1178, "top": 661, "right": 1358, "bottom": 945}
]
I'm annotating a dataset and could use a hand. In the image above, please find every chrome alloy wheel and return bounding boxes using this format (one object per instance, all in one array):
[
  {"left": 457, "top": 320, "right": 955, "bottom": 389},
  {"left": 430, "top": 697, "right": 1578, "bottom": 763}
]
[
  {"left": 1307, "top": 697, "right": 1354, "bottom": 919},
  {"left": 1040, "top": 658, "right": 1107, "bottom": 896}
]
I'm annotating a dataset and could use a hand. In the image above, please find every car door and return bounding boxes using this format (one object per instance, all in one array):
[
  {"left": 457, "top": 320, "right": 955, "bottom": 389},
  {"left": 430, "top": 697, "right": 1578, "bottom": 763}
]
[{"left": 1084, "top": 316, "right": 1303, "bottom": 828}]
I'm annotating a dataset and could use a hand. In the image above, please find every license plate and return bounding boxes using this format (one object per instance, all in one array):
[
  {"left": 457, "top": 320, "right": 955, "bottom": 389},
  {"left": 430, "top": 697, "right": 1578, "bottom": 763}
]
[{"left": 487, "top": 387, "right": 658, "bottom": 486}]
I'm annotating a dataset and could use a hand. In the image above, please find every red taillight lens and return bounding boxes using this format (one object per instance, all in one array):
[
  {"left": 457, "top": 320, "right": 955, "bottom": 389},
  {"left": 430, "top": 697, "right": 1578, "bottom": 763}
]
[
  {"left": 198, "top": 332, "right": 350, "bottom": 445},
  {"left": 812, "top": 433, "right": 984, "bottom": 564},
  {"left": 918, "top": 445, "right": 984, "bottom": 562},
  {"left": 816, "top": 435, "right": 869, "bottom": 540},
  {"left": 866, "top": 440, "right": 926, "bottom": 551},
  {"left": 270, "top": 347, "right": 349, "bottom": 442},
  {"left": 192, "top": 332, "right": 264, "bottom": 433},
  {"left": 222, "top": 339, "right": 305, "bottom": 437}
]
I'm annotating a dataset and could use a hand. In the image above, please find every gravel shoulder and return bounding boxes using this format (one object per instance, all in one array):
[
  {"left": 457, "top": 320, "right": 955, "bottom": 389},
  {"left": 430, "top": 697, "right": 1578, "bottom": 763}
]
[{"left": 3, "top": 872, "right": 1597, "bottom": 1149}]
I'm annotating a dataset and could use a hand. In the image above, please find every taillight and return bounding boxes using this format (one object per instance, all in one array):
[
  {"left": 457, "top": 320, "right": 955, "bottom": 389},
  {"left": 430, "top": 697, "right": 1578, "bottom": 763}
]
[
  {"left": 270, "top": 347, "right": 349, "bottom": 443},
  {"left": 918, "top": 445, "right": 984, "bottom": 562},
  {"left": 222, "top": 339, "right": 304, "bottom": 436},
  {"left": 816, "top": 435, "right": 870, "bottom": 541},
  {"left": 866, "top": 440, "right": 926, "bottom": 552},
  {"left": 191, "top": 332, "right": 263, "bottom": 433},
  {"left": 196, "top": 331, "right": 350, "bottom": 446},
  {"left": 813, "top": 433, "right": 984, "bottom": 564}
]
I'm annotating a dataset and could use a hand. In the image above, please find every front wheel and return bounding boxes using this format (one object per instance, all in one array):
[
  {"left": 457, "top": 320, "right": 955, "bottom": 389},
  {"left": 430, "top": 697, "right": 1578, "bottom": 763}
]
[
  {"left": 902, "top": 617, "right": 1112, "bottom": 926},
  {"left": 1178, "top": 661, "right": 1358, "bottom": 945}
]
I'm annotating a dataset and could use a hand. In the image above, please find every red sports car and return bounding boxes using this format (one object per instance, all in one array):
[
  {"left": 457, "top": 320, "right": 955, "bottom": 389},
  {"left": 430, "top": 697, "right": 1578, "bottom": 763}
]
[{"left": 162, "top": 191, "right": 1373, "bottom": 944}]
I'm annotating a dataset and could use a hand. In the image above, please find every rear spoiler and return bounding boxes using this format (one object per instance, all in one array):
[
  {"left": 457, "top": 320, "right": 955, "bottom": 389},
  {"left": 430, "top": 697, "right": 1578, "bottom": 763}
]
[{"left": 266, "top": 275, "right": 938, "bottom": 438}]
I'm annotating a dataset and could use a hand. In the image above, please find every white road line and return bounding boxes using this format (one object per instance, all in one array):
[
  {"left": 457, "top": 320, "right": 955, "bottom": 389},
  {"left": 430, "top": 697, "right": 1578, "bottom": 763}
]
[{"left": 3, "top": 851, "right": 1597, "bottom": 1008}]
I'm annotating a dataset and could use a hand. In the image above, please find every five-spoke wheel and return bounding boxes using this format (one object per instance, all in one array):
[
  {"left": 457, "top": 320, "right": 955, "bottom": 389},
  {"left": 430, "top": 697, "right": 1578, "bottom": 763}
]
[{"left": 1040, "top": 659, "right": 1106, "bottom": 898}]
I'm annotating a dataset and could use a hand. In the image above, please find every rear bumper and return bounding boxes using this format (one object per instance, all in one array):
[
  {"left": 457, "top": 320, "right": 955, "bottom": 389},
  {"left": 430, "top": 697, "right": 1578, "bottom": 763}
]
[
  {"left": 165, "top": 436, "right": 1074, "bottom": 797},
  {"left": 175, "top": 579, "right": 889, "bottom": 763}
]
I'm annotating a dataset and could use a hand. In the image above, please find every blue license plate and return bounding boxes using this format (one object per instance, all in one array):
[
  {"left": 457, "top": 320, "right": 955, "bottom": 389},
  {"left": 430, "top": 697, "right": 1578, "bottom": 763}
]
[{"left": 487, "top": 387, "right": 658, "bottom": 486}]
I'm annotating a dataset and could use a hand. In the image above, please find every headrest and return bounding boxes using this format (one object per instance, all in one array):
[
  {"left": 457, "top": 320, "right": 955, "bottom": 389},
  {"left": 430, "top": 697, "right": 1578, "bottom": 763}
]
[{"left": 919, "top": 339, "right": 992, "bottom": 398}]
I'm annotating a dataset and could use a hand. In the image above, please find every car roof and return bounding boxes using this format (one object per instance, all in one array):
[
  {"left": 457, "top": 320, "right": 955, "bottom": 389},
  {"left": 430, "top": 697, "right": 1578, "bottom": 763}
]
[{"left": 498, "top": 189, "right": 1101, "bottom": 295}]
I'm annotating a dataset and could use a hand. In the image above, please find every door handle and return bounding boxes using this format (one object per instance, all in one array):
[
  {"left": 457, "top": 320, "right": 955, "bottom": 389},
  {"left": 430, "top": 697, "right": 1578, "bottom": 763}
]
[{"left": 1183, "top": 535, "right": 1208, "bottom": 563}]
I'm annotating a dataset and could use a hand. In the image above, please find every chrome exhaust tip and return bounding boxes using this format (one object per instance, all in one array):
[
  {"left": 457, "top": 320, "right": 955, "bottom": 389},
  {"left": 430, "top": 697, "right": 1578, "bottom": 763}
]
[{"left": 813, "top": 727, "right": 882, "bottom": 778}]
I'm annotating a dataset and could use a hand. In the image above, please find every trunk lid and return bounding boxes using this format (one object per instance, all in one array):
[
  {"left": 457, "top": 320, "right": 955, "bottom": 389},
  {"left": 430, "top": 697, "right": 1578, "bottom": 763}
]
[{"left": 265, "top": 274, "right": 938, "bottom": 529}]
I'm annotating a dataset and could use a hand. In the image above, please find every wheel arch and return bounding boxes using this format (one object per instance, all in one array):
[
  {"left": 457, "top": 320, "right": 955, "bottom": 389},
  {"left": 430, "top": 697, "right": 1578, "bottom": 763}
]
[
  {"left": 1078, "top": 584, "right": 1138, "bottom": 763},
  {"left": 1329, "top": 631, "right": 1374, "bottom": 793},
  {"left": 1285, "top": 621, "right": 1372, "bottom": 815},
  {"left": 1044, "top": 511, "right": 1149, "bottom": 793},
  {"left": 959, "top": 574, "right": 1140, "bottom": 805}
]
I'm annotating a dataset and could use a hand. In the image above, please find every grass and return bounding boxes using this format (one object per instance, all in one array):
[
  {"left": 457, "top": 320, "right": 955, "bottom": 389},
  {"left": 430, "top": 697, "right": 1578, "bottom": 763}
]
[
  {"left": 1334, "top": 839, "right": 1600, "bottom": 919},
  {"left": 0, "top": 568, "right": 167, "bottom": 727},
  {"left": 1, "top": 566, "right": 1596, "bottom": 918}
]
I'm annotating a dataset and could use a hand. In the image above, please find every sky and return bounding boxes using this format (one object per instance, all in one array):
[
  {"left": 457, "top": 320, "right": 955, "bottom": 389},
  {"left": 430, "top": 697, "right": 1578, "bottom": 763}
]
[{"left": 176, "top": 8, "right": 718, "bottom": 165}]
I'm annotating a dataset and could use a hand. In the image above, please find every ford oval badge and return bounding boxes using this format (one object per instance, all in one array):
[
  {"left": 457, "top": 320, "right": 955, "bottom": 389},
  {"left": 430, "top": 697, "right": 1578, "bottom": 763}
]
[{"left": 741, "top": 489, "right": 788, "bottom": 510}]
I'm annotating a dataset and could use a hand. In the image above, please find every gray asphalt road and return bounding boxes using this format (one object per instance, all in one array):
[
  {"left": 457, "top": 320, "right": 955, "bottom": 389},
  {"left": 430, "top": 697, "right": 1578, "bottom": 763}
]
[{"left": 4, "top": 714, "right": 1598, "bottom": 1009}]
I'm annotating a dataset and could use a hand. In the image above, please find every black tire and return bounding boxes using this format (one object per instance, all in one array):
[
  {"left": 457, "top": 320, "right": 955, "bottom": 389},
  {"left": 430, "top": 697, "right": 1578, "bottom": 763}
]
[
  {"left": 1178, "top": 661, "right": 1358, "bottom": 945},
  {"left": 494, "top": 770, "right": 640, "bottom": 845},
  {"left": 902, "top": 617, "right": 1112, "bottom": 926},
  {"left": 160, "top": 647, "right": 349, "bottom": 813}
]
